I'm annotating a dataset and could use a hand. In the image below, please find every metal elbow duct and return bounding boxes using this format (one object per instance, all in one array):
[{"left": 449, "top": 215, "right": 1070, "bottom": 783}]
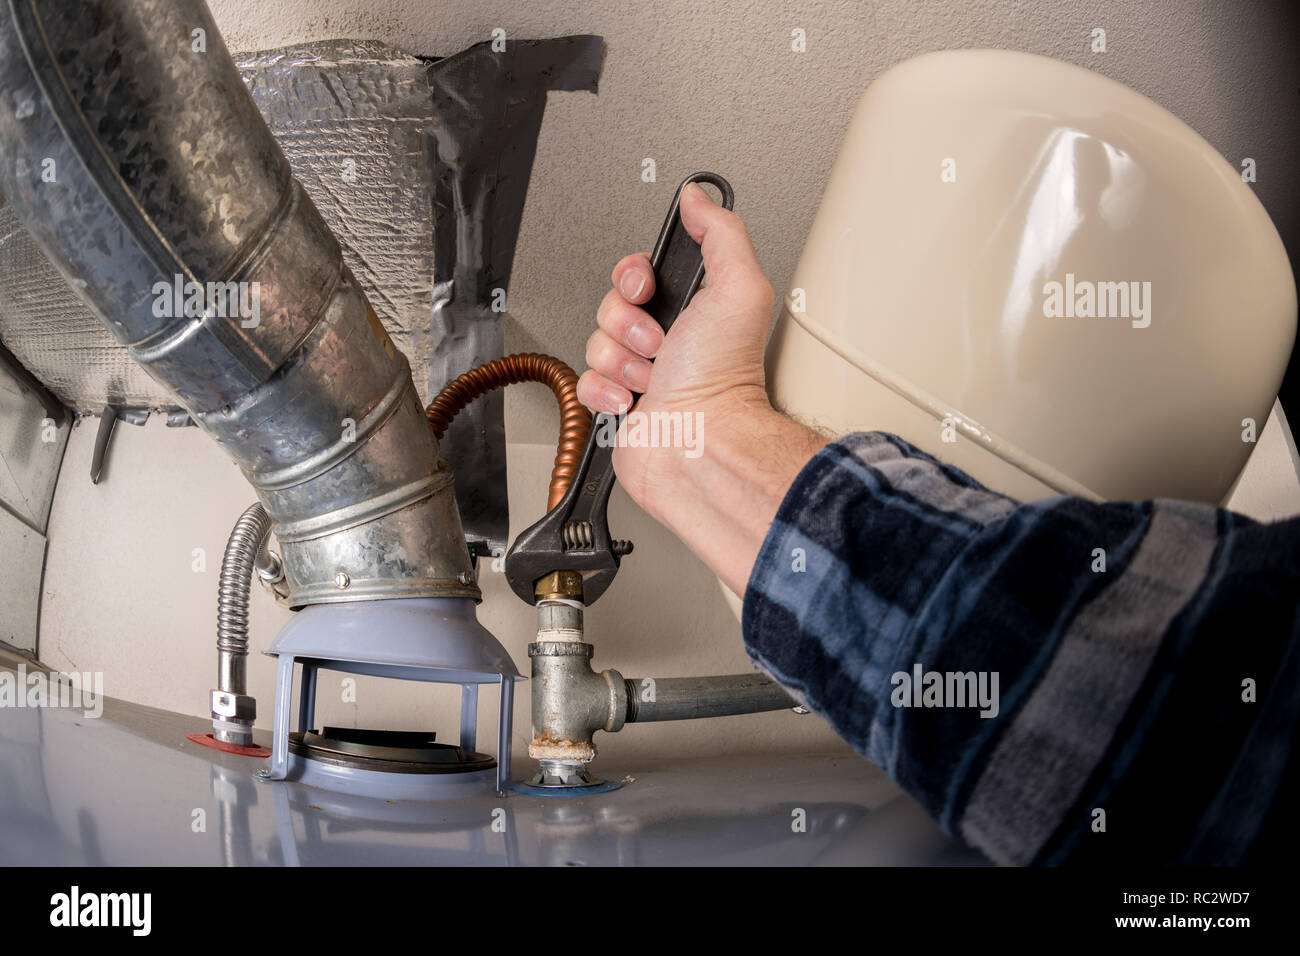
[{"left": 0, "top": 0, "right": 478, "bottom": 606}]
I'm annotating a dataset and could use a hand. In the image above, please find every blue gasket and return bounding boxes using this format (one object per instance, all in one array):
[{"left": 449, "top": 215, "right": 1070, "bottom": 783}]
[{"left": 509, "top": 778, "right": 624, "bottom": 797}]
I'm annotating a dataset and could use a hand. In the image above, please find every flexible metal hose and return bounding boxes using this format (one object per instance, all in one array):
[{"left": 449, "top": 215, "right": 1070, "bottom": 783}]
[
  {"left": 217, "top": 502, "right": 274, "bottom": 694},
  {"left": 426, "top": 353, "right": 592, "bottom": 510}
]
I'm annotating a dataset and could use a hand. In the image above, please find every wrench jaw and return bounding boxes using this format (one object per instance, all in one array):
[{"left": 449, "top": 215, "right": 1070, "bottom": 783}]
[
  {"left": 503, "top": 526, "right": 621, "bottom": 606},
  {"left": 503, "top": 414, "right": 625, "bottom": 606}
]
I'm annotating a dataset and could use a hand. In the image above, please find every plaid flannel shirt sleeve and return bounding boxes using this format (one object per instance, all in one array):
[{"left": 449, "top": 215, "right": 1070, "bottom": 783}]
[{"left": 741, "top": 431, "right": 1300, "bottom": 865}]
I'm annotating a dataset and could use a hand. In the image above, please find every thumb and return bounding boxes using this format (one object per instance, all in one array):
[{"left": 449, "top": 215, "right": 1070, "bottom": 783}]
[{"left": 678, "top": 182, "right": 768, "bottom": 294}]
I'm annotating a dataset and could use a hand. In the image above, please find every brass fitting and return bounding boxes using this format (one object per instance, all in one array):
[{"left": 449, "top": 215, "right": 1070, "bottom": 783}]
[{"left": 534, "top": 570, "right": 584, "bottom": 603}]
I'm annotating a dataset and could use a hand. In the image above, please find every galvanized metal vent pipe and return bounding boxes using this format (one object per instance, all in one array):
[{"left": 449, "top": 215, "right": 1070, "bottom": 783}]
[{"left": 0, "top": 0, "right": 478, "bottom": 610}]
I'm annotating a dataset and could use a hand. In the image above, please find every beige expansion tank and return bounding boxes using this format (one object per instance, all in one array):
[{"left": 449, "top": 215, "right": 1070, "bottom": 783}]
[{"left": 727, "top": 49, "right": 1297, "bottom": 616}]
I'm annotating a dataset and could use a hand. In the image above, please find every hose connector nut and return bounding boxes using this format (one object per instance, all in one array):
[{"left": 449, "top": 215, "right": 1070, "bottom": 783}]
[
  {"left": 210, "top": 689, "right": 256, "bottom": 722},
  {"left": 255, "top": 550, "right": 285, "bottom": 588},
  {"left": 534, "top": 569, "right": 584, "bottom": 602}
]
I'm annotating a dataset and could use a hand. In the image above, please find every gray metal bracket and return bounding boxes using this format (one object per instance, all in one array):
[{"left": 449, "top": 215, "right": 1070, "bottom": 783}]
[{"left": 262, "top": 654, "right": 516, "bottom": 796}]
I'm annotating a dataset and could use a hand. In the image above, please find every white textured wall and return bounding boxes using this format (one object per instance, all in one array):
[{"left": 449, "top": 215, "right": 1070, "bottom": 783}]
[{"left": 36, "top": 0, "right": 1300, "bottom": 762}]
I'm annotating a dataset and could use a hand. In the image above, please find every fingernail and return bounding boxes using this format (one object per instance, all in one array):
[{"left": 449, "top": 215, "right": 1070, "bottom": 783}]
[
  {"left": 622, "top": 358, "right": 652, "bottom": 391},
  {"left": 620, "top": 269, "right": 647, "bottom": 300},
  {"left": 603, "top": 385, "right": 630, "bottom": 411},
  {"left": 627, "top": 323, "right": 662, "bottom": 356},
  {"left": 682, "top": 182, "right": 712, "bottom": 204}
]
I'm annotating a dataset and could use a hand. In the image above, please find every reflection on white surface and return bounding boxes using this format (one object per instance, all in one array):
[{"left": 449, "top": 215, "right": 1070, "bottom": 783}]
[
  {"left": 996, "top": 127, "right": 1086, "bottom": 372},
  {"left": 0, "top": 668, "right": 986, "bottom": 866}
]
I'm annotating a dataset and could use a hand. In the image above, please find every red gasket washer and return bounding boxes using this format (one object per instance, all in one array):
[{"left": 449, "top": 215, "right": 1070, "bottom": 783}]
[{"left": 186, "top": 732, "right": 271, "bottom": 758}]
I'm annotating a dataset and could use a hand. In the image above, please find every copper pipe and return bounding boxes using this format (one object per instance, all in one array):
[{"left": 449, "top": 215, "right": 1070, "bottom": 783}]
[{"left": 427, "top": 353, "right": 592, "bottom": 510}]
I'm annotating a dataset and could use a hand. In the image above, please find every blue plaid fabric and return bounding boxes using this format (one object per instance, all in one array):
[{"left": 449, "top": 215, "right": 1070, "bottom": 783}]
[{"left": 742, "top": 432, "right": 1300, "bottom": 864}]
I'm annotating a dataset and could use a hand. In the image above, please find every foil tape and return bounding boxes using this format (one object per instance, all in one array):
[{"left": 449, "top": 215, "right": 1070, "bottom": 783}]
[
  {"left": 0, "top": 39, "right": 435, "bottom": 410},
  {"left": 425, "top": 35, "right": 603, "bottom": 552}
]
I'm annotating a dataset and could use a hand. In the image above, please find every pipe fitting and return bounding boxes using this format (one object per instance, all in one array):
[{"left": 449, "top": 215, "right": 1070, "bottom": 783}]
[
  {"left": 211, "top": 690, "right": 257, "bottom": 746},
  {"left": 255, "top": 549, "right": 285, "bottom": 591},
  {"left": 527, "top": 641, "right": 626, "bottom": 764},
  {"left": 534, "top": 570, "right": 584, "bottom": 603},
  {"left": 536, "top": 600, "right": 584, "bottom": 642}
]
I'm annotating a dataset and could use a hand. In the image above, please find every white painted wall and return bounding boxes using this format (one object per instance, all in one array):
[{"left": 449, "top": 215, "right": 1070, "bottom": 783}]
[{"left": 34, "top": 0, "right": 1300, "bottom": 762}]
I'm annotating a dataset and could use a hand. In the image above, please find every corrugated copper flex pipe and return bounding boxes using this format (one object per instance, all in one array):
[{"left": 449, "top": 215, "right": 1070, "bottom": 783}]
[{"left": 426, "top": 353, "right": 592, "bottom": 510}]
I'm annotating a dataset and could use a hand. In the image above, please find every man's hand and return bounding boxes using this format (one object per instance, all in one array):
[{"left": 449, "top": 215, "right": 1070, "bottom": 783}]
[
  {"left": 576, "top": 183, "right": 827, "bottom": 596},
  {"left": 577, "top": 183, "right": 776, "bottom": 519}
]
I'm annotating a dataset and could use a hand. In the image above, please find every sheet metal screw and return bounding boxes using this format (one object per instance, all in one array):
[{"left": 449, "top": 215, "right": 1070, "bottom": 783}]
[{"left": 334, "top": 570, "right": 350, "bottom": 590}]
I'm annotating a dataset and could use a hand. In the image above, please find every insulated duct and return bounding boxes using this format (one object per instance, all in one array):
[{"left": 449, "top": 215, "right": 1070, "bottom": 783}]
[{"left": 0, "top": 0, "right": 478, "bottom": 606}]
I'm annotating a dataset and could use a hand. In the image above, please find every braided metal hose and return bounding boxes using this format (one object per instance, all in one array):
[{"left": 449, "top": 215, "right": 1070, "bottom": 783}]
[
  {"left": 213, "top": 502, "right": 275, "bottom": 744},
  {"left": 426, "top": 353, "right": 593, "bottom": 511}
]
